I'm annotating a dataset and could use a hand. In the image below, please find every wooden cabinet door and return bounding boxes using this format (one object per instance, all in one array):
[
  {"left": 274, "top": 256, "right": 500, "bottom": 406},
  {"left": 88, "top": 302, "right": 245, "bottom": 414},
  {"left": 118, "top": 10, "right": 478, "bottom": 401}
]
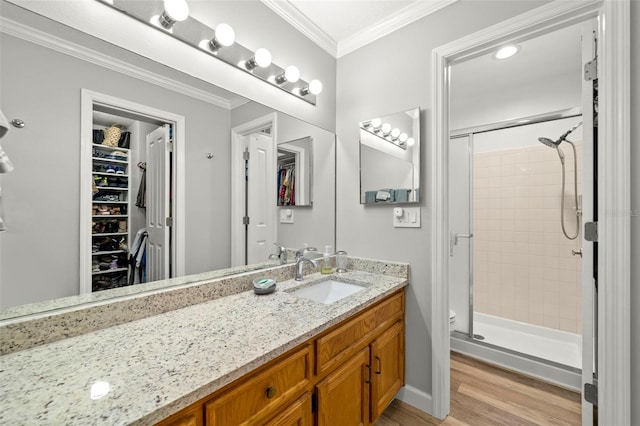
[
  {"left": 264, "top": 392, "right": 313, "bottom": 426},
  {"left": 370, "top": 321, "right": 404, "bottom": 422},
  {"left": 155, "top": 404, "right": 203, "bottom": 426},
  {"left": 316, "top": 347, "right": 370, "bottom": 426}
]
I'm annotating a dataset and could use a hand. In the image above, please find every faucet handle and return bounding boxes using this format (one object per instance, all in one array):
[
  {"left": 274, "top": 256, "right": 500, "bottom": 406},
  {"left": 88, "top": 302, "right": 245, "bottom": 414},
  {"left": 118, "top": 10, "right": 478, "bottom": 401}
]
[{"left": 274, "top": 242, "right": 285, "bottom": 254}]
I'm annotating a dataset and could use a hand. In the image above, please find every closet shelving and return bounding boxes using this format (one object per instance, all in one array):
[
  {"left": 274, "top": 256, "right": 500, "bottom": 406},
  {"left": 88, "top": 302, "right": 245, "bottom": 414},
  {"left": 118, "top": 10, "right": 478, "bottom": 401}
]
[
  {"left": 91, "top": 140, "right": 130, "bottom": 290},
  {"left": 277, "top": 152, "right": 296, "bottom": 206}
]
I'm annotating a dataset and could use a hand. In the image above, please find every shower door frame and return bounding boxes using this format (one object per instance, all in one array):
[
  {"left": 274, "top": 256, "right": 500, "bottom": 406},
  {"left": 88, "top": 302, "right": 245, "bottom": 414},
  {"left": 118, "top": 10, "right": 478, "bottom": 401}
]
[{"left": 430, "top": 0, "right": 631, "bottom": 423}]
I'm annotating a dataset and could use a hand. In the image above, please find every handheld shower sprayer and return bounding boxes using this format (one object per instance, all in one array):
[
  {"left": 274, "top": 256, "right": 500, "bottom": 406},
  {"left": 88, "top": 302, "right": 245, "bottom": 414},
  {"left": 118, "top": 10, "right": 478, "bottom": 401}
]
[{"left": 537, "top": 121, "right": 583, "bottom": 240}]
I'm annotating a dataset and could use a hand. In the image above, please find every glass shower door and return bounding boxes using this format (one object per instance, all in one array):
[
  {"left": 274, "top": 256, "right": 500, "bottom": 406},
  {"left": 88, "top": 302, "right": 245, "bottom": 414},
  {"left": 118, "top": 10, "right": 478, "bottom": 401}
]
[{"left": 449, "top": 135, "right": 472, "bottom": 336}]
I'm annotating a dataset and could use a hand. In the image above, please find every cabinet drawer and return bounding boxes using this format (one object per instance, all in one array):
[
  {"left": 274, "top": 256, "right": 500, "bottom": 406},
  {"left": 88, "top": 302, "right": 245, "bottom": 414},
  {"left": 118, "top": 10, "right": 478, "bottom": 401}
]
[
  {"left": 205, "top": 345, "right": 312, "bottom": 426},
  {"left": 316, "top": 291, "right": 404, "bottom": 375},
  {"left": 155, "top": 404, "right": 203, "bottom": 426}
]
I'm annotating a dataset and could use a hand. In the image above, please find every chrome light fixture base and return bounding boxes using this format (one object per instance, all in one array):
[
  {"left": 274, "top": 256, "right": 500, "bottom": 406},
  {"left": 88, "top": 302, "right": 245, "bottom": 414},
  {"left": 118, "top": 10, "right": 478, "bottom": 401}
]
[{"left": 100, "top": 0, "right": 318, "bottom": 105}]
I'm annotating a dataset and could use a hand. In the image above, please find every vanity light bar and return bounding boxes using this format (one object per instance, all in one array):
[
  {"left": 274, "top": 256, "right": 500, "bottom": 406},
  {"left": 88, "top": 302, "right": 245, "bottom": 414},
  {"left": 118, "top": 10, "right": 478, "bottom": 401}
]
[
  {"left": 99, "top": 0, "right": 321, "bottom": 105},
  {"left": 360, "top": 121, "right": 409, "bottom": 150}
]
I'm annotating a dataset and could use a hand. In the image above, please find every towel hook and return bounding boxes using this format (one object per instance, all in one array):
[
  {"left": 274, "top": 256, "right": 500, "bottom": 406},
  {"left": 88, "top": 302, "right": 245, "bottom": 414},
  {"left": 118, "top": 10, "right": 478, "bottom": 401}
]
[{"left": 11, "top": 119, "right": 25, "bottom": 128}]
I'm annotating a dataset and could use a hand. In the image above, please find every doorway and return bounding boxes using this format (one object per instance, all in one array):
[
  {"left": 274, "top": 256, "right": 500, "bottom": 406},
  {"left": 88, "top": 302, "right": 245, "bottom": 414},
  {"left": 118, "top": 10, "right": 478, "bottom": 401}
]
[
  {"left": 80, "top": 90, "right": 186, "bottom": 293},
  {"left": 230, "top": 113, "right": 278, "bottom": 267},
  {"left": 430, "top": 1, "right": 630, "bottom": 424}
]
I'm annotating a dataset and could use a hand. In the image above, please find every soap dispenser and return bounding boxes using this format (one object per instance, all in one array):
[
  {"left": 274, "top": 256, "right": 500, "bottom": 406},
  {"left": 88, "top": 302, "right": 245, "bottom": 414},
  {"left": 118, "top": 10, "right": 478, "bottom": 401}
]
[{"left": 321, "top": 245, "right": 333, "bottom": 274}]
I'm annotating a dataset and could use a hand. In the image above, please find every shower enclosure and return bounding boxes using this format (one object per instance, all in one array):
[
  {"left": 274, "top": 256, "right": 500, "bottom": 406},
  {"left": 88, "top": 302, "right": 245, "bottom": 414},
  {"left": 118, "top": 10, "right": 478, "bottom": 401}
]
[{"left": 449, "top": 109, "right": 589, "bottom": 389}]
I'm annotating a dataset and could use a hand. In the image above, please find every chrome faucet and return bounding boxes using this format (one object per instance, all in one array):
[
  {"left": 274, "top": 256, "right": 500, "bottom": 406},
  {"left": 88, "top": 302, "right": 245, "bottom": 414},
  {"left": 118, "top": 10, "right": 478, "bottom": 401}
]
[
  {"left": 269, "top": 242, "right": 287, "bottom": 264},
  {"left": 295, "top": 248, "right": 318, "bottom": 281}
]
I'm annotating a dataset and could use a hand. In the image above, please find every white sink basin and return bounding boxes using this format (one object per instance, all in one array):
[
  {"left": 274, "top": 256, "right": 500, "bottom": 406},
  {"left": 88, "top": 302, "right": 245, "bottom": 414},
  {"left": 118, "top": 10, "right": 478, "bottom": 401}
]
[{"left": 290, "top": 280, "right": 365, "bottom": 305}]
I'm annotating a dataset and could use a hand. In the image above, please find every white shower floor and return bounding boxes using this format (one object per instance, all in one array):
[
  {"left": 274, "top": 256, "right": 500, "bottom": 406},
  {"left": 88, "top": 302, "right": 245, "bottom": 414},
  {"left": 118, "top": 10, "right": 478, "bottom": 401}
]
[{"left": 473, "top": 313, "right": 582, "bottom": 369}]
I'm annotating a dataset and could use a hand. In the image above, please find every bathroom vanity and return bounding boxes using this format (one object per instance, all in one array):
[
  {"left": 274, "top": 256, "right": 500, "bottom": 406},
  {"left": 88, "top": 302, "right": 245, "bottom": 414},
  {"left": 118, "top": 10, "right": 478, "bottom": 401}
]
[{"left": 0, "top": 258, "right": 407, "bottom": 425}]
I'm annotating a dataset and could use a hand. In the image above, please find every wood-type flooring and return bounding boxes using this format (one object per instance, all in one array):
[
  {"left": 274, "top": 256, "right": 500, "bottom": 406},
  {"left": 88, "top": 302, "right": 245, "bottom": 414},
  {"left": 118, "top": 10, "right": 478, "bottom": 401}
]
[{"left": 375, "top": 352, "right": 581, "bottom": 425}]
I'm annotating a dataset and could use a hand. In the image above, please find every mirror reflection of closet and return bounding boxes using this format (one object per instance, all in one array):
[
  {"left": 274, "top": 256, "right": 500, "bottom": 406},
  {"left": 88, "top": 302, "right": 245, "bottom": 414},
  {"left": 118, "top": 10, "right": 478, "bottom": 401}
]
[
  {"left": 276, "top": 137, "right": 313, "bottom": 207},
  {"left": 90, "top": 105, "right": 170, "bottom": 293}
]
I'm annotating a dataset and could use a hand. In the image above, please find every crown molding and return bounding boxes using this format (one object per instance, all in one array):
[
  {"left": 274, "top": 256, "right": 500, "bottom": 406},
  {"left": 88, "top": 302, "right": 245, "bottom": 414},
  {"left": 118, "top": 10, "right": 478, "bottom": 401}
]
[
  {"left": 0, "top": 17, "right": 234, "bottom": 110},
  {"left": 229, "top": 97, "right": 251, "bottom": 110},
  {"left": 260, "top": 0, "right": 337, "bottom": 57},
  {"left": 337, "top": 0, "right": 458, "bottom": 57}
]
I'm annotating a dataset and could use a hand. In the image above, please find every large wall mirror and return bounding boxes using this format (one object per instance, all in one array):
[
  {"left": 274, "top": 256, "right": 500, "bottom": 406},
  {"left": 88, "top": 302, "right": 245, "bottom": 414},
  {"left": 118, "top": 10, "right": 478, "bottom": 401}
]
[
  {"left": 359, "top": 107, "right": 420, "bottom": 204},
  {"left": 0, "top": 2, "right": 335, "bottom": 316}
]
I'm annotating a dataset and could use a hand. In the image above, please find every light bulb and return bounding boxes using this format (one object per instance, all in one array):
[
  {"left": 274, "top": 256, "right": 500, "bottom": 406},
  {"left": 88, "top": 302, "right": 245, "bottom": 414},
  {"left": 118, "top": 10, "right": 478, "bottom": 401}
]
[
  {"left": 245, "top": 48, "right": 272, "bottom": 70},
  {"left": 308, "top": 80, "right": 323, "bottom": 95},
  {"left": 371, "top": 118, "right": 382, "bottom": 129},
  {"left": 255, "top": 48, "right": 272, "bottom": 67},
  {"left": 159, "top": 0, "right": 189, "bottom": 29},
  {"left": 391, "top": 128, "right": 401, "bottom": 140},
  {"left": 381, "top": 123, "right": 391, "bottom": 136},
  {"left": 275, "top": 66, "right": 300, "bottom": 84},
  {"left": 209, "top": 23, "right": 235, "bottom": 51},
  {"left": 284, "top": 66, "right": 300, "bottom": 83},
  {"left": 399, "top": 133, "right": 408, "bottom": 143},
  {"left": 407, "top": 137, "right": 415, "bottom": 147}
]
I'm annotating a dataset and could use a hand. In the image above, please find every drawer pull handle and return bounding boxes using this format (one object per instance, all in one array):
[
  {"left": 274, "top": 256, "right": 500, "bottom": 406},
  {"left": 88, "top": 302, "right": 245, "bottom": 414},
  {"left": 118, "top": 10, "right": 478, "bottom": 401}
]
[
  {"left": 265, "top": 386, "right": 277, "bottom": 399},
  {"left": 365, "top": 364, "right": 371, "bottom": 384},
  {"left": 375, "top": 356, "right": 382, "bottom": 375}
]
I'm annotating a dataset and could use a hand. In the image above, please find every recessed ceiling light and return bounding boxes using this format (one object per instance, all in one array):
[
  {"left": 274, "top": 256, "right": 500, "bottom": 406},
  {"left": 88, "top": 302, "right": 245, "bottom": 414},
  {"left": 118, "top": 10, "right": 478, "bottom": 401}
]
[{"left": 494, "top": 44, "right": 520, "bottom": 60}]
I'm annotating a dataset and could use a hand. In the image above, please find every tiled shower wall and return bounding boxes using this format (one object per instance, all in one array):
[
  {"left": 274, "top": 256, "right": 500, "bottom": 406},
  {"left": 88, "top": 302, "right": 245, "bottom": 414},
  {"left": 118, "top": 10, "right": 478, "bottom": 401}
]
[{"left": 473, "top": 142, "right": 583, "bottom": 334}]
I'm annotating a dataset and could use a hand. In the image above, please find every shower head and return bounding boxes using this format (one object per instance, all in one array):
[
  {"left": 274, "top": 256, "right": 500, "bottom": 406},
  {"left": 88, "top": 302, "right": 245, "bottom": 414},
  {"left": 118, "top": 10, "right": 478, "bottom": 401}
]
[
  {"left": 538, "top": 136, "right": 566, "bottom": 162},
  {"left": 538, "top": 121, "right": 583, "bottom": 148},
  {"left": 538, "top": 137, "right": 559, "bottom": 148}
]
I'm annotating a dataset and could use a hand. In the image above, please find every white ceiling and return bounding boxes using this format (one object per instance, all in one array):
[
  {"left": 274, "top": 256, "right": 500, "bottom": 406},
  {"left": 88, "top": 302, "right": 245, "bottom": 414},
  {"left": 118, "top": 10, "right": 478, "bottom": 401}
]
[
  {"left": 451, "top": 22, "right": 583, "bottom": 108},
  {"left": 260, "top": 0, "right": 457, "bottom": 57}
]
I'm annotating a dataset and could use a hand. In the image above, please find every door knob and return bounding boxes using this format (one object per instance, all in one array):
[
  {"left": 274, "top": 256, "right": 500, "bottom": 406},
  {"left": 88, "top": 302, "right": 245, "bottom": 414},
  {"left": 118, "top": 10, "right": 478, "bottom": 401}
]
[{"left": 572, "top": 248, "right": 583, "bottom": 257}]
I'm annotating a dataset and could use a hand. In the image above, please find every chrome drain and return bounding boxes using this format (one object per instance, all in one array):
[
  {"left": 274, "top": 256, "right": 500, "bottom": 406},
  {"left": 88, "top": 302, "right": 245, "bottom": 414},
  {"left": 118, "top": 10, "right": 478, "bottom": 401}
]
[{"left": 473, "top": 334, "right": 485, "bottom": 340}]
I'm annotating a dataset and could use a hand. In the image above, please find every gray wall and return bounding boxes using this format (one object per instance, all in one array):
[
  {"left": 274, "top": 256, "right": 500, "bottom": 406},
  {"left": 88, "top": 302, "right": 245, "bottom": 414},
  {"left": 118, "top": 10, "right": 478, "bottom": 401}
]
[
  {"left": 630, "top": 0, "right": 639, "bottom": 422},
  {"left": 0, "top": 34, "right": 232, "bottom": 307},
  {"left": 335, "top": 0, "right": 552, "bottom": 403}
]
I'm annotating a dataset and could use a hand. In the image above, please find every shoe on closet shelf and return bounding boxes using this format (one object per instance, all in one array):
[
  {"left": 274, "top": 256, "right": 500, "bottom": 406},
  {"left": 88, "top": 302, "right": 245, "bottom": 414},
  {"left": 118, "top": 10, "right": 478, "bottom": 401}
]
[
  {"left": 109, "top": 150, "right": 128, "bottom": 161},
  {"left": 105, "top": 165, "right": 116, "bottom": 173},
  {"left": 118, "top": 238, "right": 128, "bottom": 252},
  {"left": 115, "top": 166, "right": 125, "bottom": 175},
  {"left": 92, "top": 147, "right": 105, "bottom": 158},
  {"left": 94, "top": 175, "right": 107, "bottom": 186}
]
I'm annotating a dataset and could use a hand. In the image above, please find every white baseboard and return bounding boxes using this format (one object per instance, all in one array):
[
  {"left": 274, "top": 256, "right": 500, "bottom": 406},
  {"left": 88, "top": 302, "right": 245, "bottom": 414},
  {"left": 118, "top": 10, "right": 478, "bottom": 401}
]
[{"left": 395, "top": 385, "right": 434, "bottom": 416}]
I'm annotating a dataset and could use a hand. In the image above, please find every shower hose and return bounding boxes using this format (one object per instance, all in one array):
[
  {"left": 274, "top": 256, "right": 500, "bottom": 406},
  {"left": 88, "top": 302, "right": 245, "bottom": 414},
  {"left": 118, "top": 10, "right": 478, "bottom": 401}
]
[{"left": 560, "top": 139, "right": 581, "bottom": 240}]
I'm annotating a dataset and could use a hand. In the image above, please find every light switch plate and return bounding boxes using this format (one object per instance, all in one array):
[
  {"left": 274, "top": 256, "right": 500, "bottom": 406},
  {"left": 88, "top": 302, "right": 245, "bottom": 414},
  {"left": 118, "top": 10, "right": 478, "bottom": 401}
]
[
  {"left": 280, "top": 208, "right": 294, "bottom": 224},
  {"left": 393, "top": 206, "right": 421, "bottom": 228}
]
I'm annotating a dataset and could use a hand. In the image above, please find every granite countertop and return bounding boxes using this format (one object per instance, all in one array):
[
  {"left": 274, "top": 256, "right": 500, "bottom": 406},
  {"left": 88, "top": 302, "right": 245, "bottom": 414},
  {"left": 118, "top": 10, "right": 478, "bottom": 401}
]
[{"left": 0, "top": 270, "right": 406, "bottom": 425}]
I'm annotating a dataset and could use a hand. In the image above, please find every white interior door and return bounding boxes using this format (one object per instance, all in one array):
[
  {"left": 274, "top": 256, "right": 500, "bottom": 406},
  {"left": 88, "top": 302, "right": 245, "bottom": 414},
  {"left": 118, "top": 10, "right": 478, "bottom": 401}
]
[
  {"left": 580, "top": 19, "right": 597, "bottom": 426},
  {"left": 146, "top": 124, "right": 170, "bottom": 282},
  {"left": 449, "top": 135, "right": 472, "bottom": 335},
  {"left": 246, "top": 133, "right": 276, "bottom": 264}
]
